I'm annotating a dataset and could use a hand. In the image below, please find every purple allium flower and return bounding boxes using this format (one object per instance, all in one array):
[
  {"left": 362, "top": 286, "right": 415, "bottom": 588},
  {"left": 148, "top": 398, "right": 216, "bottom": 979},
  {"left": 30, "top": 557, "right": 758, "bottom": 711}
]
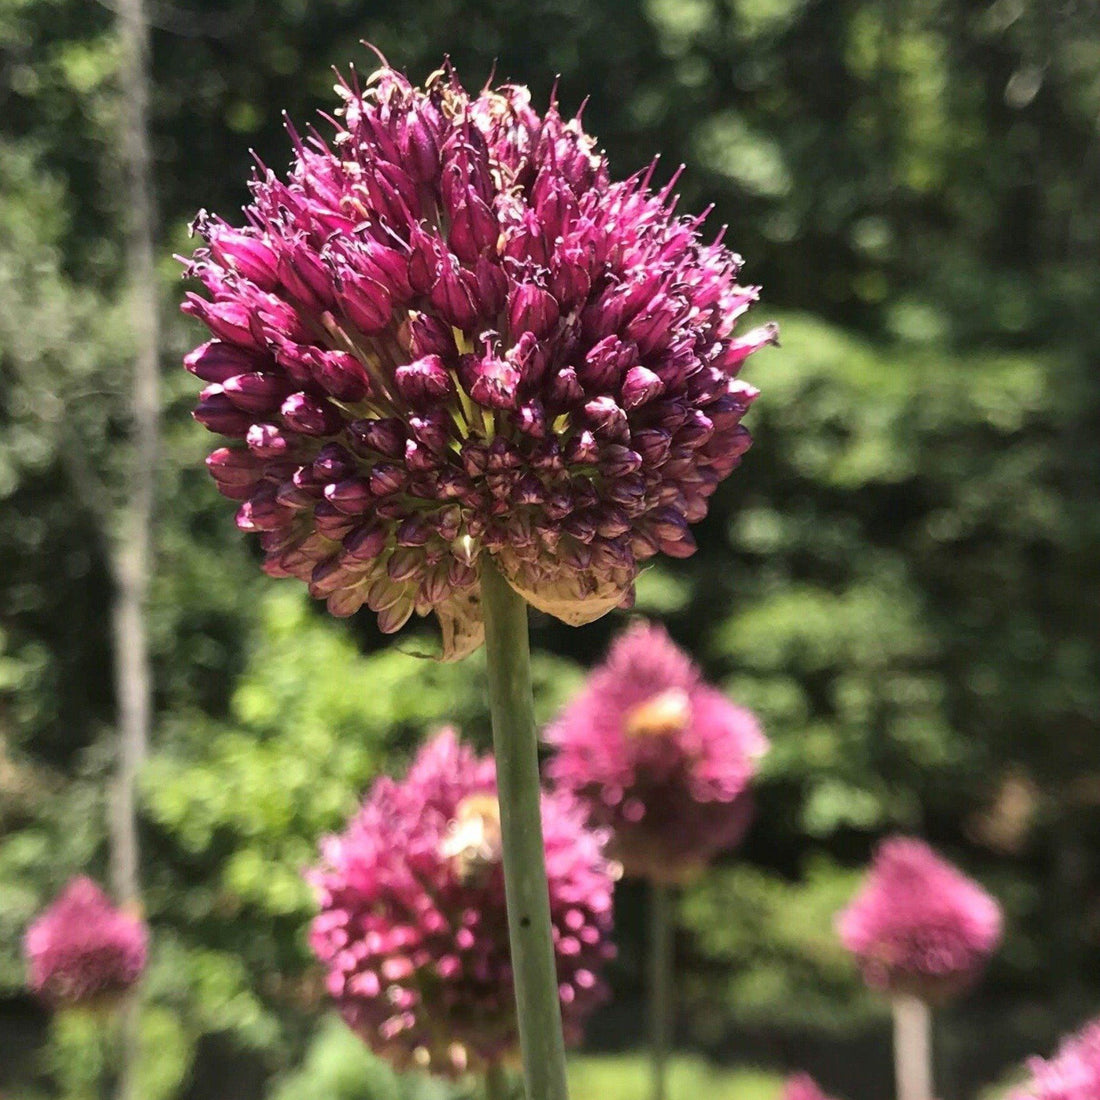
[
  {"left": 181, "top": 61, "right": 773, "bottom": 658},
  {"left": 308, "top": 728, "right": 616, "bottom": 1076},
  {"left": 782, "top": 1074, "right": 839, "bottom": 1100},
  {"left": 1008, "top": 1017, "right": 1100, "bottom": 1100},
  {"left": 24, "top": 877, "right": 148, "bottom": 1009},
  {"left": 546, "top": 621, "right": 767, "bottom": 883},
  {"left": 836, "top": 836, "right": 1002, "bottom": 1003}
]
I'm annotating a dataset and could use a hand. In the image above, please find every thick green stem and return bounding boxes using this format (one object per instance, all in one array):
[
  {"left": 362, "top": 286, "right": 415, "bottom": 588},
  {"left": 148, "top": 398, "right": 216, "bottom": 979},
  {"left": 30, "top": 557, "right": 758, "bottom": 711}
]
[
  {"left": 480, "top": 559, "right": 570, "bottom": 1100},
  {"left": 892, "top": 994, "right": 934, "bottom": 1100},
  {"left": 648, "top": 882, "right": 674, "bottom": 1100}
]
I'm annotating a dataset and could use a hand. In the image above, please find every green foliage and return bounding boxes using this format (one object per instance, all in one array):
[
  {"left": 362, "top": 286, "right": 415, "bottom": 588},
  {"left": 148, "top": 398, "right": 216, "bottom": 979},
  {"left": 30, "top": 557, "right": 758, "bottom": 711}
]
[{"left": 568, "top": 1053, "right": 781, "bottom": 1100}]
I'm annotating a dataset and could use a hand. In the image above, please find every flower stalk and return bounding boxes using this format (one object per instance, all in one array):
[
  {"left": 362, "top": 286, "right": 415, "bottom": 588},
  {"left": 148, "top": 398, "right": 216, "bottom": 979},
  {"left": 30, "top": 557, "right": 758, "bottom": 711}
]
[
  {"left": 481, "top": 558, "right": 569, "bottom": 1100},
  {"left": 892, "top": 994, "right": 933, "bottom": 1100},
  {"left": 648, "top": 882, "right": 674, "bottom": 1100}
]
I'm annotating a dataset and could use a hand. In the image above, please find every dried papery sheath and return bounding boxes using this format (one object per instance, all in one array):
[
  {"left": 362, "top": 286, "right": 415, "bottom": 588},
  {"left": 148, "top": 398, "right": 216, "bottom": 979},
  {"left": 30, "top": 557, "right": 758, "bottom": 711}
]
[
  {"left": 548, "top": 621, "right": 767, "bottom": 883},
  {"left": 308, "top": 729, "right": 616, "bottom": 1077},
  {"left": 182, "top": 61, "right": 773, "bottom": 657},
  {"left": 837, "top": 836, "right": 1002, "bottom": 1003},
  {"left": 24, "top": 877, "right": 148, "bottom": 1010}
]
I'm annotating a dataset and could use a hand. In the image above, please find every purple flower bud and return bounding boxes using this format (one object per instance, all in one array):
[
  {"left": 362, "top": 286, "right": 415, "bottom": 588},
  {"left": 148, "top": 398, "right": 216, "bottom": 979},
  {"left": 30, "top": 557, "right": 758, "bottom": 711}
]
[
  {"left": 369, "top": 462, "right": 406, "bottom": 496},
  {"left": 208, "top": 228, "right": 280, "bottom": 289},
  {"left": 394, "top": 355, "right": 455, "bottom": 406},
  {"left": 245, "top": 422, "right": 294, "bottom": 458},
  {"left": 310, "top": 350, "right": 372, "bottom": 402},
  {"left": 583, "top": 396, "right": 628, "bottom": 440},
  {"left": 407, "top": 312, "right": 457, "bottom": 358},
  {"left": 222, "top": 372, "right": 294, "bottom": 414},
  {"left": 509, "top": 283, "right": 560, "bottom": 339},
  {"left": 632, "top": 428, "right": 672, "bottom": 466},
  {"left": 185, "top": 341, "right": 268, "bottom": 384},
  {"left": 338, "top": 272, "right": 393, "bottom": 337},
  {"left": 564, "top": 430, "right": 599, "bottom": 465},
  {"left": 462, "top": 354, "right": 520, "bottom": 411},
  {"left": 349, "top": 417, "right": 406, "bottom": 459},
  {"left": 183, "top": 294, "right": 267, "bottom": 350},
  {"left": 448, "top": 196, "right": 498, "bottom": 263},
  {"left": 387, "top": 547, "right": 425, "bottom": 582},
  {"left": 278, "top": 244, "right": 334, "bottom": 311},
  {"left": 430, "top": 255, "right": 479, "bottom": 331},
  {"left": 621, "top": 366, "right": 664, "bottom": 409},
  {"left": 324, "top": 478, "right": 373, "bottom": 515},
  {"left": 598, "top": 445, "right": 642, "bottom": 479},
  {"left": 281, "top": 392, "right": 342, "bottom": 436},
  {"left": 548, "top": 365, "right": 584, "bottom": 408},
  {"left": 193, "top": 386, "right": 254, "bottom": 436},
  {"left": 582, "top": 335, "right": 637, "bottom": 392},
  {"left": 344, "top": 520, "right": 388, "bottom": 562},
  {"left": 313, "top": 500, "right": 357, "bottom": 539}
]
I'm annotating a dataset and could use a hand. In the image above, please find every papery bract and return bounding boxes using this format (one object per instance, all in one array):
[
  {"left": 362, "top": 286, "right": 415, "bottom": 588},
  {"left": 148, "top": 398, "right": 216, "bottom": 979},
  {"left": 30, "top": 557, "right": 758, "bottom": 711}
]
[
  {"left": 547, "top": 621, "right": 767, "bottom": 883},
  {"left": 308, "top": 729, "right": 616, "bottom": 1076},
  {"left": 182, "top": 61, "right": 773, "bottom": 657},
  {"left": 836, "top": 836, "right": 1002, "bottom": 1003},
  {"left": 24, "top": 877, "right": 148, "bottom": 1010}
]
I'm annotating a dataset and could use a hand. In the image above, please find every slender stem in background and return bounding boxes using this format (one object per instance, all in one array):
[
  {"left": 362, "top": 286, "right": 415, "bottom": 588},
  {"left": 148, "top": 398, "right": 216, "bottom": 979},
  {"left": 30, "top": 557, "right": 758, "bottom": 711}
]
[
  {"left": 485, "top": 1061, "right": 512, "bottom": 1100},
  {"left": 892, "top": 994, "right": 934, "bottom": 1100},
  {"left": 648, "top": 882, "right": 674, "bottom": 1100},
  {"left": 111, "top": 0, "right": 160, "bottom": 1095},
  {"left": 480, "top": 559, "right": 570, "bottom": 1100}
]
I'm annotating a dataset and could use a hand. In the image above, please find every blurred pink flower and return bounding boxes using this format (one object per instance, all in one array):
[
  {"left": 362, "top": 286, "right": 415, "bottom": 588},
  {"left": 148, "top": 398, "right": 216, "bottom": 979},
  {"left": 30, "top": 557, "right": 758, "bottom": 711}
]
[
  {"left": 782, "top": 1074, "right": 839, "bottom": 1100},
  {"left": 24, "top": 876, "right": 147, "bottom": 1009},
  {"left": 837, "top": 836, "right": 1002, "bottom": 1002},
  {"left": 547, "top": 620, "right": 767, "bottom": 883},
  {"left": 308, "top": 728, "right": 616, "bottom": 1076},
  {"left": 181, "top": 60, "right": 773, "bottom": 656},
  {"left": 1008, "top": 1017, "right": 1100, "bottom": 1100}
]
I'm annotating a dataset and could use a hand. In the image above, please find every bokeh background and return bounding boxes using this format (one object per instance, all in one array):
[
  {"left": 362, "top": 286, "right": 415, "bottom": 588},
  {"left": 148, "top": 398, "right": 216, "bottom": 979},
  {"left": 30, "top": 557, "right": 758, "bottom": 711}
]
[{"left": 2, "top": 0, "right": 1100, "bottom": 1097}]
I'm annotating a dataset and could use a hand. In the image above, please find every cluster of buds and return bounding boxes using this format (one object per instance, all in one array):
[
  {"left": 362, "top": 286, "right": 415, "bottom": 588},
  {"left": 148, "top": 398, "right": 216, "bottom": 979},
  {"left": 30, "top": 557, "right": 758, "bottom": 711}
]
[
  {"left": 308, "top": 729, "right": 616, "bottom": 1076},
  {"left": 182, "top": 61, "right": 773, "bottom": 657},
  {"left": 24, "top": 877, "right": 148, "bottom": 1010},
  {"left": 836, "top": 836, "right": 1002, "bottom": 1004},
  {"left": 1009, "top": 1017, "right": 1100, "bottom": 1100},
  {"left": 547, "top": 621, "right": 767, "bottom": 883}
]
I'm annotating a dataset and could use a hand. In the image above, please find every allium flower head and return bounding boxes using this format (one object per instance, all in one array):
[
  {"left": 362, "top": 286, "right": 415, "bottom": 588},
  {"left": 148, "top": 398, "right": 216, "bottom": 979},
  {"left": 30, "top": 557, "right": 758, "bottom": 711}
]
[
  {"left": 782, "top": 1074, "right": 839, "bottom": 1100},
  {"left": 182, "top": 60, "right": 773, "bottom": 657},
  {"left": 308, "top": 728, "right": 616, "bottom": 1076},
  {"left": 1008, "top": 1017, "right": 1100, "bottom": 1100},
  {"left": 547, "top": 620, "right": 767, "bottom": 883},
  {"left": 24, "top": 877, "right": 148, "bottom": 1009},
  {"left": 836, "top": 836, "right": 1002, "bottom": 1003}
]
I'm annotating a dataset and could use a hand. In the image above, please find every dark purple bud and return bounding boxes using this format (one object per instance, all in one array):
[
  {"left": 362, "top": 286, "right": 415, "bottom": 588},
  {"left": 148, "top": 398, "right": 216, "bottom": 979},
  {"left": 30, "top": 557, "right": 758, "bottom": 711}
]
[
  {"left": 677, "top": 409, "right": 715, "bottom": 448},
  {"left": 583, "top": 396, "right": 628, "bottom": 439},
  {"left": 632, "top": 428, "right": 672, "bottom": 466},
  {"left": 421, "top": 566, "right": 452, "bottom": 605},
  {"left": 281, "top": 392, "right": 342, "bottom": 436},
  {"left": 206, "top": 447, "right": 263, "bottom": 487},
  {"left": 448, "top": 196, "right": 498, "bottom": 263},
  {"left": 313, "top": 500, "right": 357, "bottom": 539},
  {"left": 407, "top": 312, "right": 457, "bottom": 358},
  {"left": 337, "top": 273, "right": 393, "bottom": 335},
  {"left": 369, "top": 462, "right": 406, "bottom": 496},
  {"left": 406, "top": 225, "right": 441, "bottom": 295},
  {"left": 309, "top": 553, "right": 351, "bottom": 597},
  {"left": 324, "top": 478, "right": 373, "bottom": 515},
  {"left": 596, "top": 505, "right": 632, "bottom": 538},
  {"left": 394, "top": 355, "right": 454, "bottom": 406},
  {"left": 581, "top": 335, "right": 636, "bottom": 392},
  {"left": 396, "top": 516, "right": 432, "bottom": 546},
  {"left": 598, "top": 445, "right": 642, "bottom": 478},
  {"left": 363, "top": 242, "right": 415, "bottom": 301},
  {"left": 474, "top": 256, "right": 508, "bottom": 316},
  {"left": 560, "top": 539, "right": 594, "bottom": 570},
  {"left": 246, "top": 422, "right": 293, "bottom": 458},
  {"left": 344, "top": 520, "right": 388, "bottom": 562},
  {"left": 659, "top": 528, "right": 697, "bottom": 559},
  {"left": 461, "top": 441, "right": 489, "bottom": 477},
  {"left": 563, "top": 510, "right": 597, "bottom": 543},
  {"left": 185, "top": 341, "right": 268, "bottom": 384},
  {"left": 530, "top": 438, "right": 563, "bottom": 471},
  {"left": 193, "top": 386, "right": 254, "bottom": 436},
  {"left": 549, "top": 254, "right": 591, "bottom": 307},
  {"left": 402, "top": 107, "right": 440, "bottom": 182},
  {"left": 548, "top": 365, "right": 584, "bottom": 407},
  {"left": 349, "top": 417, "right": 406, "bottom": 459},
  {"left": 648, "top": 506, "right": 690, "bottom": 542},
  {"left": 208, "top": 229, "right": 280, "bottom": 289},
  {"left": 404, "top": 440, "right": 437, "bottom": 472},
  {"left": 621, "top": 365, "right": 664, "bottom": 409},
  {"left": 271, "top": 338, "right": 316, "bottom": 386},
  {"left": 222, "top": 372, "right": 294, "bottom": 414},
  {"left": 326, "top": 587, "right": 366, "bottom": 618},
  {"left": 543, "top": 489, "right": 574, "bottom": 521},
  {"left": 513, "top": 474, "right": 547, "bottom": 505},
  {"left": 183, "top": 294, "right": 267, "bottom": 350},
  {"left": 277, "top": 245, "right": 333, "bottom": 310},
  {"left": 431, "top": 504, "right": 462, "bottom": 540},
  {"left": 310, "top": 350, "right": 371, "bottom": 402},
  {"left": 409, "top": 412, "right": 450, "bottom": 453},
  {"left": 387, "top": 547, "right": 425, "bottom": 583},
  {"left": 462, "top": 354, "right": 520, "bottom": 410},
  {"left": 564, "top": 430, "right": 599, "bottom": 465},
  {"left": 429, "top": 255, "right": 479, "bottom": 331},
  {"left": 377, "top": 597, "right": 415, "bottom": 635},
  {"left": 275, "top": 478, "right": 317, "bottom": 510},
  {"left": 509, "top": 283, "right": 559, "bottom": 339},
  {"left": 516, "top": 401, "right": 547, "bottom": 438},
  {"left": 448, "top": 559, "right": 477, "bottom": 588},
  {"left": 607, "top": 473, "right": 647, "bottom": 512}
]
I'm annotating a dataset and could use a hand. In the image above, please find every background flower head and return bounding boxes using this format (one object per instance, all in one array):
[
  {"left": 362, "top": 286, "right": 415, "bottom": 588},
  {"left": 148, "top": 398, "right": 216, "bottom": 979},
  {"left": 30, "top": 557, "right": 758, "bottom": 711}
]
[
  {"left": 782, "top": 1074, "right": 839, "bottom": 1100},
  {"left": 24, "top": 876, "right": 148, "bottom": 1009},
  {"left": 547, "top": 620, "right": 767, "bottom": 883},
  {"left": 308, "top": 728, "right": 616, "bottom": 1076},
  {"left": 182, "top": 61, "right": 772, "bottom": 657},
  {"left": 836, "top": 836, "right": 1002, "bottom": 1002},
  {"left": 1007, "top": 1016, "right": 1100, "bottom": 1100}
]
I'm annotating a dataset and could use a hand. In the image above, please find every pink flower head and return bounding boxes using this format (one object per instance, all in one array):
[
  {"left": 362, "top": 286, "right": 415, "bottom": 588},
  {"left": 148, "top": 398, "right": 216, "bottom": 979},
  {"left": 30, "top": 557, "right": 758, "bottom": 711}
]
[
  {"left": 836, "top": 836, "right": 1002, "bottom": 1003},
  {"left": 546, "top": 620, "right": 767, "bottom": 883},
  {"left": 308, "top": 728, "right": 616, "bottom": 1076},
  {"left": 782, "top": 1074, "right": 839, "bottom": 1100},
  {"left": 23, "top": 877, "right": 148, "bottom": 1009},
  {"left": 182, "top": 60, "right": 773, "bottom": 658},
  {"left": 1008, "top": 1017, "right": 1100, "bottom": 1100}
]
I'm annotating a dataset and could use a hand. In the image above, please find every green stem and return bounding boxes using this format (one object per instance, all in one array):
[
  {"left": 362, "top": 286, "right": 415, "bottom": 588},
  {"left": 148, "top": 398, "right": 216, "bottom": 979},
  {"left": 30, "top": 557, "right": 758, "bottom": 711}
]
[
  {"left": 480, "top": 559, "right": 570, "bottom": 1100},
  {"left": 649, "top": 882, "right": 674, "bottom": 1100}
]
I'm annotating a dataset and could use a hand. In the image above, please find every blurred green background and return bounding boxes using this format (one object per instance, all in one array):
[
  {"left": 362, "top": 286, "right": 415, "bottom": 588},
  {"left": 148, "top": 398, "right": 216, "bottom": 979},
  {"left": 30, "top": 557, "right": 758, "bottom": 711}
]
[{"left": 2, "top": 0, "right": 1099, "bottom": 1097}]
